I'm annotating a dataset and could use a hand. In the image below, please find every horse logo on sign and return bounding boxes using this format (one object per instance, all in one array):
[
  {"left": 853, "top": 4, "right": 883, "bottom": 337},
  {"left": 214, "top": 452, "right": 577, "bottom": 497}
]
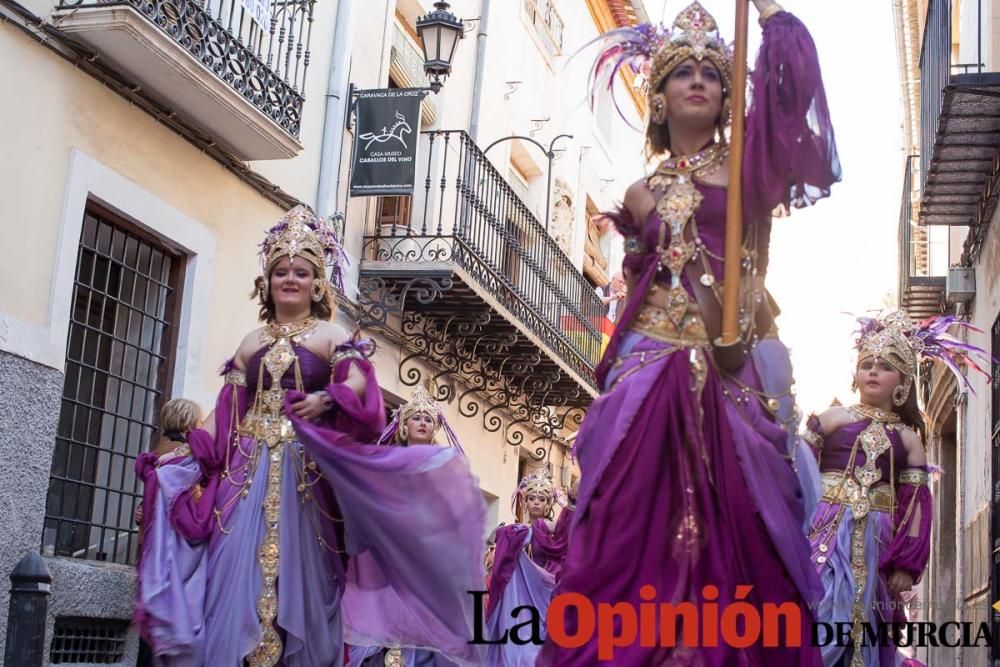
[{"left": 359, "top": 111, "right": 413, "bottom": 150}]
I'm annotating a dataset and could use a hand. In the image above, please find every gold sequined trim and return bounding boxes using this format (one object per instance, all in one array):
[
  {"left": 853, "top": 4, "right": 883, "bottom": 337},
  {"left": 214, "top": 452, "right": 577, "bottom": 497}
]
[
  {"left": 239, "top": 411, "right": 297, "bottom": 447},
  {"left": 820, "top": 473, "right": 894, "bottom": 515},
  {"left": 899, "top": 468, "right": 929, "bottom": 486},
  {"left": 849, "top": 403, "right": 901, "bottom": 424},
  {"left": 331, "top": 348, "right": 364, "bottom": 366},
  {"left": 802, "top": 429, "right": 824, "bottom": 450},
  {"left": 247, "top": 444, "right": 284, "bottom": 667},
  {"left": 226, "top": 369, "right": 247, "bottom": 387},
  {"left": 629, "top": 304, "right": 709, "bottom": 347},
  {"left": 849, "top": 513, "right": 869, "bottom": 667},
  {"left": 850, "top": 421, "right": 895, "bottom": 513},
  {"left": 157, "top": 443, "right": 191, "bottom": 462}
]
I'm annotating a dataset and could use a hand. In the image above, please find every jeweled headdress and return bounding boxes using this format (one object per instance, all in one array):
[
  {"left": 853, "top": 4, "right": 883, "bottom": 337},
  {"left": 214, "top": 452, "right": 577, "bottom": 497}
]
[
  {"left": 377, "top": 385, "right": 464, "bottom": 451},
  {"left": 258, "top": 205, "right": 348, "bottom": 293},
  {"left": 584, "top": 2, "right": 733, "bottom": 128},
  {"left": 511, "top": 469, "right": 556, "bottom": 517},
  {"left": 854, "top": 311, "right": 991, "bottom": 392}
]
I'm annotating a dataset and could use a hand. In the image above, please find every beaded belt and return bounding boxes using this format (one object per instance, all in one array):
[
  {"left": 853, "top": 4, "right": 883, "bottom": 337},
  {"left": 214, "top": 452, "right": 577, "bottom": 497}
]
[
  {"left": 239, "top": 389, "right": 296, "bottom": 447},
  {"left": 820, "top": 472, "right": 894, "bottom": 516},
  {"left": 629, "top": 304, "right": 709, "bottom": 347}
]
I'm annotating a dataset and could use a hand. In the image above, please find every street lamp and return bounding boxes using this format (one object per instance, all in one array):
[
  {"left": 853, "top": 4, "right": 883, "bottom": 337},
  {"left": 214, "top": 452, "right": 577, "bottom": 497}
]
[{"left": 416, "top": 1, "right": 465, "bottom": 94}]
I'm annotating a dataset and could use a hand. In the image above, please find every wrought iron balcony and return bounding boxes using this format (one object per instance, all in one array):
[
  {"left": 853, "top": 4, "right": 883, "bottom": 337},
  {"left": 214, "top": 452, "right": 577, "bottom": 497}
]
[
  {"left": 52, "top": 0, "right": 314, "bottom": 159},
  {"left": 918, "top": 0, "right": 1000, "bottom": 262},
  {"left": 899, "top": 155, "right": 945, "bottom": 321},
  {"left": 357, "top": 130, "right": 603, "bottom": 455}
]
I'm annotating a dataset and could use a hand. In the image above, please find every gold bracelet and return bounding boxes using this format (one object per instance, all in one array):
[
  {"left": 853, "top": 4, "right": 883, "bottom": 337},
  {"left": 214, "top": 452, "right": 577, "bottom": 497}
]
[{"left": 758, "top": 2, "right": 784, "bottom": 27}]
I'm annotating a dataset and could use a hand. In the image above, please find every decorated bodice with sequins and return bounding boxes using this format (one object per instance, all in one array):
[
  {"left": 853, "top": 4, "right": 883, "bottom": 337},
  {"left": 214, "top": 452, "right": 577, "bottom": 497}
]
[
  {"left": 619, "top": 182, "right": 773, "bottom": 298},
  {"left": 245, "top": 342, "right": 330, "bottom": 394},
  {"left": 820, "top": 418, "right": 909, "bottom": 486}
]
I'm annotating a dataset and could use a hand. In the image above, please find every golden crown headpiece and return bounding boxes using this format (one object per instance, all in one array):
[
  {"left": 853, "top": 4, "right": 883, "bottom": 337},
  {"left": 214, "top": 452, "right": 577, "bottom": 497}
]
[
  {"left": 854, "top": 312, "right": 993, "bottom": 393},
  {"left": 584, "top": 2, "right": 734, "bottom": 132},
  {"left": 518, "top": 470, "right": 555, "bottom": 501},
  {"left": 856, "top": 311, "right": 918, "bottom": 378},
  {"left": 258, "top": 205, "right": 347, "bottom": 289},
  {"left": 397, "top": 385, "right": 444, "bottom": 432},
  {"left": 648, "top": 2, "right": 733, "bottom": 103},
  {"left": 377, "top": 385, "right": 466, "bottom": 451}
]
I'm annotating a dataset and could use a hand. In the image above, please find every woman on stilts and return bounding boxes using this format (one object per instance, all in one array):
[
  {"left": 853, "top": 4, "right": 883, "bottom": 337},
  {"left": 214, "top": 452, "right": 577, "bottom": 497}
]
[{"left": 539, "top": 1, "right": 840, "bottom": 664}]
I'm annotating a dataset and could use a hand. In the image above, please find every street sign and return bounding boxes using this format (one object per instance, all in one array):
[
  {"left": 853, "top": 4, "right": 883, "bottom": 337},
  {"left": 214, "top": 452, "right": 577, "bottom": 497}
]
[{"left": 349, "top": 88, "right": 426, "bottom": 197}]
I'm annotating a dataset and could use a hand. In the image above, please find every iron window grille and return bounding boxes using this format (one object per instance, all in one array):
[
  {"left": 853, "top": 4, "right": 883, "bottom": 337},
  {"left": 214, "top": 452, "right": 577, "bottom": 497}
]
[{"left": 42, "top": 206, "right": 182, "bottom": 565}]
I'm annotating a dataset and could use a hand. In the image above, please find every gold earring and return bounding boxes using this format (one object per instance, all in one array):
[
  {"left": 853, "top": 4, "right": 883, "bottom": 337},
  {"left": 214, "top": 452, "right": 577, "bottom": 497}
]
[
  {"left": 650, "top": 93, "right": 668, "bottom": 124},
  {"left": 720, "top": 98, "right": 732, "bottom": 126},
  {"left": 893, "top": 379, "right": 911, "bottom": 407},
  {"left": 400, "top": 425, "right": 409, "bottom": 441},
  {"left": 311, "top": 278, "right": 325, "bottom": 302}
]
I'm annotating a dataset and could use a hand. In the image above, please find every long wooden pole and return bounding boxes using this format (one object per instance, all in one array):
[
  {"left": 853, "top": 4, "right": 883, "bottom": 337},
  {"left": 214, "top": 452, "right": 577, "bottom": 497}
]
[{"left": 721, "top": 0, "right": 750, "bottom": 346}]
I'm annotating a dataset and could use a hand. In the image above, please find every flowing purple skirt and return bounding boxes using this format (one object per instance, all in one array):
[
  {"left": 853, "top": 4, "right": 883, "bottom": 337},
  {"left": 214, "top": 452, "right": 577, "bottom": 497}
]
[
  {"left": 135, "top": 457, "right": 207, "bottom": 667},
  {"left": 809, "top": 502, "right": 899, "bottom": 666},
  {"left": 203, "top": 426, "right": 487, "bottom": 667},
  {"left": 484, "top": 527, "right": 557, "bottom": 666},
  {"left": 539, "top": 331, "right": 823, "bottom": 665}
]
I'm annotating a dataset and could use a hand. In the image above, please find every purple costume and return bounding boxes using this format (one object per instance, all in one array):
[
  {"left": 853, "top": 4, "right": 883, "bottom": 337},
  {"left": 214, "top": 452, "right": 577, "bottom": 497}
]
[
  {"left": 485, "top": 510, "right": 573, "bottom": 665},
  {"left": 539, "top": 9, "right": 839, "bottom": 666},
  {"left": 188, "top": 337, "right": 486, "bottom": 667},
  {"left": 134, "top": 433, "right": 216, "bottom": 666},
  {"left": 805, "top": 411, "right": 931, "bottom": 666}
]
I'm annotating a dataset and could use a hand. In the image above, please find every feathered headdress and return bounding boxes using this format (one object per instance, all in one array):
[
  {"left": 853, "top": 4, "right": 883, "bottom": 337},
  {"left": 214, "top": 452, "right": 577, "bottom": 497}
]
[
  {"left": 377, "top": 385, "right": 464, "bottom": 452},
  {"left": 258, "top": 205, "right": 348, "bottom": 294},
  {"left": 582, "top": 1, "right": 733, "bottom": 129},
  {"left": 854, "top": 311, "right": 991, "bottom": 393}
]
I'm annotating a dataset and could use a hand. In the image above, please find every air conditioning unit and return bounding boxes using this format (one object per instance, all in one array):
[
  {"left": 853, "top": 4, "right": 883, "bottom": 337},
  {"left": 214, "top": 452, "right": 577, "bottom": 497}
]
[{"left": 946, "top": 266, "right": 975, "bottom": 304}]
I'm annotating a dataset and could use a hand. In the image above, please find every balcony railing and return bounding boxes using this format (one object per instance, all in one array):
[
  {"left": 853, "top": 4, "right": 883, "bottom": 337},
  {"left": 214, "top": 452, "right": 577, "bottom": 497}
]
[
  {"left": 918, "top": 0, "right": 951, "bottom": 193},
  {"left": 55, "top": 0, "right": 314, "bottom": 154},
  {"left": 357, "top": 131, "right": 603, "bottom": 454},
  {"left": 362, "top": 130, "right": 603, "bottom": 377},
  {"left": 899, "top": 155, "right": 945, "bottom": 320},
  {"left": 918, "top": 0, "right": 1000, "bottom": 247}
]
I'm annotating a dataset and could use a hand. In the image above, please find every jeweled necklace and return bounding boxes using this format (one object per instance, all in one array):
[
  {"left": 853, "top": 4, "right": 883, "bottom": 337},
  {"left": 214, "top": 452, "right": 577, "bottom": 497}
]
[
  {"left": 656, "top": 142, "right": 728, "bottom": 178},
  {"left": 261, "top": 316, "right": 318, "bottom": 345},
  {"left": 850, "top": 403, "right": 901, "bottom": 424}
]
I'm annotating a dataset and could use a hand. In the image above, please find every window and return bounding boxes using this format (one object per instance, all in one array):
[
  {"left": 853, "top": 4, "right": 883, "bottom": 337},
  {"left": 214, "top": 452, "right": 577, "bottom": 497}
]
[
  {"left": 42, "top": 206, "right": 182, "bottom": 565},
  {"left": 376, "top": 196, "right": 413, "bottom": 232},
  {"left": 507, "top": 166, "right": 532, "bottom": 207},
  {"left": 522, "top": 0, "right": 564, "bottom": 56},
  {"left": 375, "top": 75, "right": 415, "bottom": 235}
]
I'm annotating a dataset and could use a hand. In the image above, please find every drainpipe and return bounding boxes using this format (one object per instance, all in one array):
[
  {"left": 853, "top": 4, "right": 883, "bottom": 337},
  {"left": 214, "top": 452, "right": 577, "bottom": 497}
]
[
  {"left": 316, "top": 0, "right": 356, "bottom": 217},
  {"left": 468, "top": 0, "right": 490, "bottom": 143}
]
